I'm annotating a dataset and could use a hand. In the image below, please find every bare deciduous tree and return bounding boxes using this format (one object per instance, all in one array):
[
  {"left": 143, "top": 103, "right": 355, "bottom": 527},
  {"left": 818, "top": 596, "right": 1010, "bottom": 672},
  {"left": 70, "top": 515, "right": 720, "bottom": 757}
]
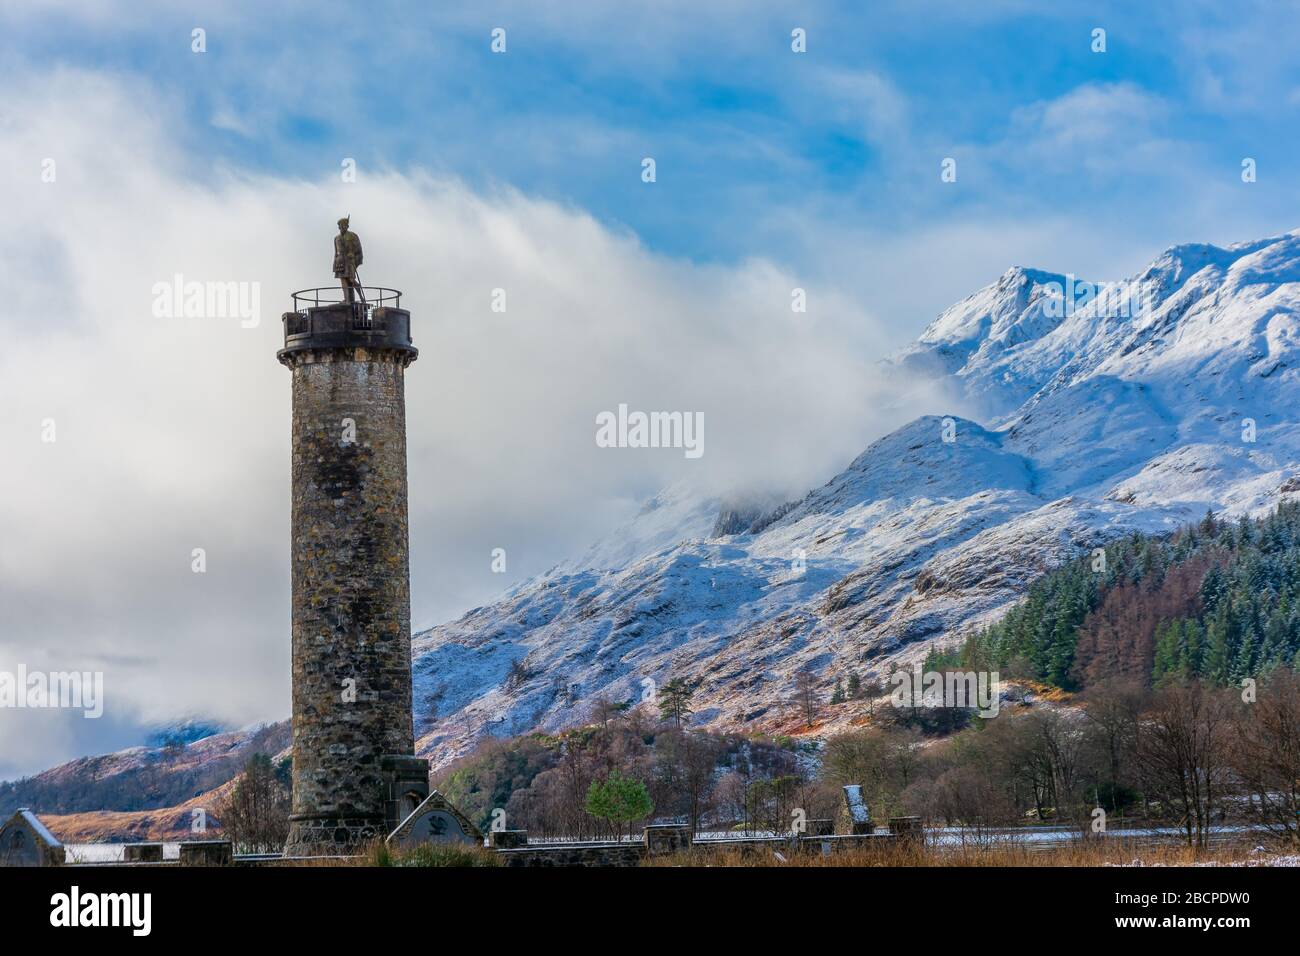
[
  {"left": 216, "top": 753, "right": 290, "bottom": 854},
  {"left": 1079, "top": 678, "right": 1145, "bottom": 815},
  {"left": 1232, "top": 669, "right": 1300, "bottom": 845},
  {"left": 1137, "top": 681, "right": 1234, "bottom": 847}
]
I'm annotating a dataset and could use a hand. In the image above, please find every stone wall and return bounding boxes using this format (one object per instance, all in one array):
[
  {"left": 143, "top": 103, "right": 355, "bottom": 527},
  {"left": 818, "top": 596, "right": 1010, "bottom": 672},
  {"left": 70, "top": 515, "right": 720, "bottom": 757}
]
[
  {"left": 179, "top": 841, "right": 234, "bottom": 866},
  {"left": 496, "top": 831, "right": 903, "bottom": 867},
  {"left": 497, "top": 842, "right": 648, "bottom": 867},
  {"left": 123, "top": 843, "right": 164, "bottom": 863}
]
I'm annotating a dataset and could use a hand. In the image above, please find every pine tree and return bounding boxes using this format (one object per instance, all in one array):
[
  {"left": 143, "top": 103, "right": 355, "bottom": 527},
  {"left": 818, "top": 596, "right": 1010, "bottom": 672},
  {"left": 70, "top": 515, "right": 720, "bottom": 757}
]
[
  {"left": 657, "top": 677, "right": 694, "bottom": 728},
  {"left": 1200, "top": 565, "right": 1226, "bottom": 614},
  {"left": 1233, "top": 626, "right": 1258, "bottom": 681},
  {"left": 1152, "top": 621, "right": 1181, "bottom": 686},
  {"left": 1202, "top": 612, "right": 1232, "bottom": 686},
  {"left": 1180, "top": 619, "right": 1203, "bottom": 677},
  {"left": 1260, "top": 611, "right": 1289, "bottom": 670},
  {"left": 585, "top": 772, "right": 654, "bottom": 840}
]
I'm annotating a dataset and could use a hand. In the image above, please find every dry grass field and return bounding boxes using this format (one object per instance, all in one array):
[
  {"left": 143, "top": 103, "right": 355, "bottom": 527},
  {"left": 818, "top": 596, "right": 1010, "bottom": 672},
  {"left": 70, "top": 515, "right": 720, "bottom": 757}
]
[{"left": 641, "top": 841, "right": 1300, "bottom": 868}]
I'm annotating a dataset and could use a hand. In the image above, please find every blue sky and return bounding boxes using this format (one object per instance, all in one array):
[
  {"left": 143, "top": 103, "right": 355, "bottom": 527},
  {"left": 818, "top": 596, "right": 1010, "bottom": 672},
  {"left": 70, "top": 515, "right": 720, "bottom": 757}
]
[
  {"left": 4, "top": 0, "right": 1300, "bottom": 775},
  {"left": 10, "top": 0, "right": 1300, "bottom": 312}
]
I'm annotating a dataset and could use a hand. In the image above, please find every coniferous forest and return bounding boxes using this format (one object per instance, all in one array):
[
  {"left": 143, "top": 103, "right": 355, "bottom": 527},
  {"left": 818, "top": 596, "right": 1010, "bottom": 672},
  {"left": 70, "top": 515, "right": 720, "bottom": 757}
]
[{"left": 928, "top": 503, "right": 1300, "bottom": 690}]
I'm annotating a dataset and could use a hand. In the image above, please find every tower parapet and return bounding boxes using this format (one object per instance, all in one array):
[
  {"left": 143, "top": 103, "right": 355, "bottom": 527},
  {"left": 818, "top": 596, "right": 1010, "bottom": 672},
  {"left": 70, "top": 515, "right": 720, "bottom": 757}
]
[{"left": 278, "top": 288, "right": 417, "bottom": 365}]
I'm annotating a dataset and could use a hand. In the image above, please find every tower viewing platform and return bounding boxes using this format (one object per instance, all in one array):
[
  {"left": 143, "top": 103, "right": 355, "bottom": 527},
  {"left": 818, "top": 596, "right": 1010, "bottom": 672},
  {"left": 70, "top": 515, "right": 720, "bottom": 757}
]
[{"left": 278, "top": 287, "right": 417, "bottom": 365}]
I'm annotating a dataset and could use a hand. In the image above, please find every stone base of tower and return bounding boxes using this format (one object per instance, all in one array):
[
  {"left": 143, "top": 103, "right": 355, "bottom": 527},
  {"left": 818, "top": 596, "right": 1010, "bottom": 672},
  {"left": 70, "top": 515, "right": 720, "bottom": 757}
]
[
  {"left": 283, "top": 815, "right": 388, "bottom": 857},
  {"left": 282, "top": 754, "right": 430, "bottom": 858}
]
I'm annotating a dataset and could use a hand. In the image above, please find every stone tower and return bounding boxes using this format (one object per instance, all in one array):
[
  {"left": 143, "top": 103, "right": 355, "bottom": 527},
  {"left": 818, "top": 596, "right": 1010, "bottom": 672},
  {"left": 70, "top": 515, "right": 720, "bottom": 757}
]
[{"left": 277, "top": 292, "right": 429, "bottom": 856}]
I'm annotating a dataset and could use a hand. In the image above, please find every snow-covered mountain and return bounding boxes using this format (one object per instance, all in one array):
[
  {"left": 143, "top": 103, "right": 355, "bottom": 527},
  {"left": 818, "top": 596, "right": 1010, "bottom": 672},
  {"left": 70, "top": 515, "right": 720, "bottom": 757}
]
[
  {"left": 412, "top": 231, "right": 1300, "bottom": 768},
  {"left": 0, "top": 721, "right": 289, "bottom": 827}
]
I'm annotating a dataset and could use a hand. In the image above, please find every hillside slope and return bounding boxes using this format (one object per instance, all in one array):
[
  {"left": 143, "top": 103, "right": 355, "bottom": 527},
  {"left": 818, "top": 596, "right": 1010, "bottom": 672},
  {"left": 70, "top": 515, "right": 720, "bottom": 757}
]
[
  {"left": 0, "top": 722, "right": 288, "bottom": 826},
  {"left": 412, "top": 231, "right": 1300, "bottom": 768}
]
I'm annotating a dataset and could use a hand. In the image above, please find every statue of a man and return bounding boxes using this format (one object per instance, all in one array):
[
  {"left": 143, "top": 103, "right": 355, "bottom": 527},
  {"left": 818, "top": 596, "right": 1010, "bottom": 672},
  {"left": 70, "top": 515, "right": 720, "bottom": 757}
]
[{"left": 333, "top": 216, "right": 364, "bottom": 304}]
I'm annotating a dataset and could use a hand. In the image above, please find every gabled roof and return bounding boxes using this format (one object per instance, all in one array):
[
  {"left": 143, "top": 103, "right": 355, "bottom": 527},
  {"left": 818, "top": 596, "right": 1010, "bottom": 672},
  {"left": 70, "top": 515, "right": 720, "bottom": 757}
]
[
  {"left": 6, "top": 808, "right": 63, "bottom": 847},
  {"left": 387, "top": 789, "right": 483, "bottom": 844}
]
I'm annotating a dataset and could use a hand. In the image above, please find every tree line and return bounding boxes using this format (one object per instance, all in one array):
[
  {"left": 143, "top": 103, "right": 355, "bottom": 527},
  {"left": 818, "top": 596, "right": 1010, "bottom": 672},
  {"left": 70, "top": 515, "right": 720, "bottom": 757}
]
[
  {"left": 434, "top": 682, "right": 837, "bottom": 840},
  {"left": 432, "top": 668, "right": 1300, "bottom": 848},
  {"left": 830, "top": 671, "right": 1300, "bottom": 847}
]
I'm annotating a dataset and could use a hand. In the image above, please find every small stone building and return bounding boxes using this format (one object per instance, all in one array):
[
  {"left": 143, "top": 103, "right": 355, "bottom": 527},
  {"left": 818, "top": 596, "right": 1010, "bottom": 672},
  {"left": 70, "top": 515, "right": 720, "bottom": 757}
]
[
  {"left": 386, "top": 790, "right": 483, "bottom": 849},
  {"left": 0, "top": 809, "right": 65, "bottom": 867}
]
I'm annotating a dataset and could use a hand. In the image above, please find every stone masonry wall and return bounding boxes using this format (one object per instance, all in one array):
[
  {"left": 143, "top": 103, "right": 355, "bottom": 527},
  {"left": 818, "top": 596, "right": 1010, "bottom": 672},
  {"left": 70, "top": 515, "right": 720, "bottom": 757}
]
[
  {"left": 495, "top": 833, "right": 900, "bottom": 867},
  {"left": 282, "top": 347, "right": 416, "bottom": 855}
]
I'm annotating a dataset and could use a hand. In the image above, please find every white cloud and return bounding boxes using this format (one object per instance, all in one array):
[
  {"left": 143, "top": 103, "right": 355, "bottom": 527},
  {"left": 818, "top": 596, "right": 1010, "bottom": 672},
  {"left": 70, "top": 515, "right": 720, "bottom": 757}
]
[
  {"left": 1007, "top": 82, "right": 1171, "bottom": 174},
  {"left": 811, "top": 66, "right": 910, "bottom": 147}
]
